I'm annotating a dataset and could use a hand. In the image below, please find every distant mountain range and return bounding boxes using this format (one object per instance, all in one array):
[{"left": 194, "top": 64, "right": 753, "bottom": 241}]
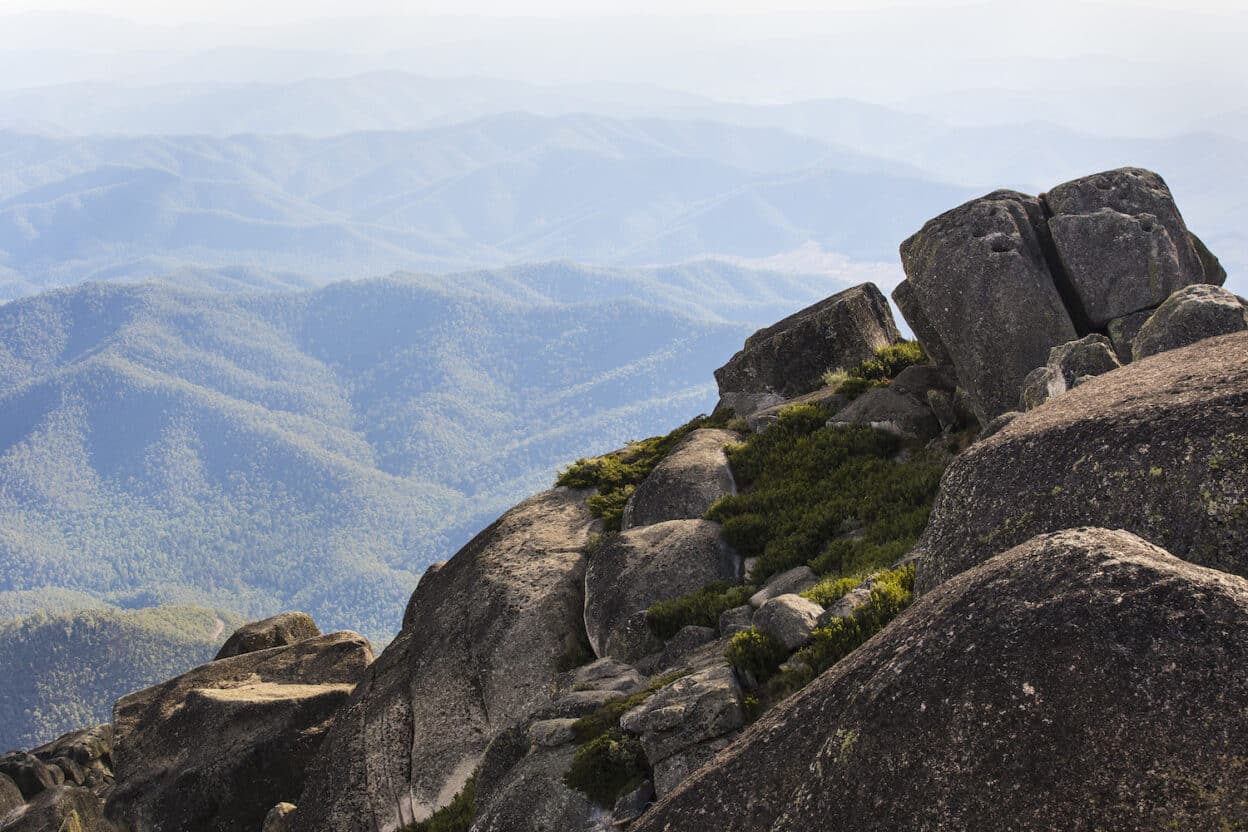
[{"left": 0, "top": 262, "right": 855, "bottom": 643}]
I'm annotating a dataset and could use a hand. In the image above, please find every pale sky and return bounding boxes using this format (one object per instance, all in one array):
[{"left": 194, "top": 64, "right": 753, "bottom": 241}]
[{"left": 1, "top": 0, "right": 1244, "bottom": 24}]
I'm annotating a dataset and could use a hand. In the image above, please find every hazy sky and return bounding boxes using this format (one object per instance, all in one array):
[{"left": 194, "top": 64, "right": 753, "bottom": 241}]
[{"left": 4, "top": 0, "right": 1247, "bottom": 23}]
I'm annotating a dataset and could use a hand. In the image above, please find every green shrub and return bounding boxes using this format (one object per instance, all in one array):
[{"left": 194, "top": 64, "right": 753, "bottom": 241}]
[
  {"left": 402, "top": 774, "right": 477, "bottom": 832},
  {"left": 707, "top": 412, "right": 944, "bottom": 583},
  {"left": 834, "top": 376, "right": 881, "bottom": 399},
  {"left": 800, "top": 574, "right": 862, "bottom": 606},
  {"left": 647, "top": 582, "right": 754, "bottom": 640},
  {"left": 557, "top": 413, "right": 729, "bottom": 531},
  {"left": 725, "top": 415, "right": 751, "bottom": 433},
  {"left": 820, "top": 367, "right": 851, "bottom": 389},
  {"left": 563, "top": 730, "right": 649, "bottom": 807},
  {"left": 797, "top": 565, "right": 913, "bottom": 677},
  {"left": 851, "top": 340, "right": 926, "bottom": 382},
  {"left": 725, "top": 627, "right": 788, "bottom": 682}
]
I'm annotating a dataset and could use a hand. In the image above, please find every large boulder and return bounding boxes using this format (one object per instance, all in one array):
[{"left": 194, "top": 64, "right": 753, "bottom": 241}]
[
  {"left": 713, "top": 284, "right": 899, "bottom": 416},
  {"left": 105, "top": 631, "right": 373, "bottom": 832},
  {"left": 1045, "top": 167, "right": 1223, "bottom": 327},
  {"left": 1132, "top": 283, "right": 1248, "bottom": 360},
  {"left": 898, "top": 190, "right": 1078, "bottom": 422},
  {"left": 585, "top": 520, "right": 740, "bottom": 661},
  {"left": 621, "top": 429, "right": 740, "bottom": 530},
  {"left": 633, "top": 528, "right": 1248, "bottom": 831},
  {"left": 291, "top": 488, "right": 597, "bottom": 832},
  {"left": 914, "top": 332, "right": 1248, "bottom": 595},
  {"left": 0, "top": 774, "right": 22, "bottom": 820},
  {"left": 751, "top": 595, "right": 822, "bottom": 651},
  {"left": 215, "top": 612, "right": 321, "bottom": 660},
  {"left": 0, "top": 755, "right": 60, "bottom": 800},
  {"left": 1, "top": 786, "right": 112, "bottom": 832}
]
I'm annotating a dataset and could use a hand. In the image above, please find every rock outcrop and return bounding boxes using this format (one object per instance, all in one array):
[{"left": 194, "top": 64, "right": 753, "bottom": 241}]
[
  {"left": 106, "top": 631, "right": 372, "bottom": 832},
  {"left": 0, "top": 774, "right": 23, "bottom": 819},
  {"left": 215, "top": 612, "right": 321, "bottom": 660},
  {"left": 291, "top": 488, "right": 597, "bottom": 831},
  {"left": 713, "top": 283, "right": 899, "bottom": 416},
  {"left": 1018, "top": 334, "right": 1120, "bottom": 410},
  {"left": 585, "top": 520, "right": 740, "bottom": 661},
  {"left": 633, "top": 528, "right": 1248, "bottom": 831},
  {"left": 1132, "top": 283, "right": 1248, "bottom": 360},
  {"left": 897, "top": 190, "right": 1078, "bottom": 422},
  {"left": 894, "top": 168, "right": 1225, "bottom": 421},
  {"left": 621, "top": 429, "right": 739, "bottom": 530},
  {"left": 1, "top": 786, "right": 113, "bottom": 832},
  {"left": 913, "top": 332, "right": 1248, "bottom": 594}
]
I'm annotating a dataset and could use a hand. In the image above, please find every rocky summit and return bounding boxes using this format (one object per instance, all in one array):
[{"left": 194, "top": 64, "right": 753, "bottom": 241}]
[{"left": 2, "top": 165, "right": 1244, "bottom": 832}]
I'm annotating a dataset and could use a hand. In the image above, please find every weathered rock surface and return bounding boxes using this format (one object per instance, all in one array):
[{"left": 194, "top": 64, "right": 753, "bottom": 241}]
[
  {"left": 713, "top": 283, "right": 899, "bottom": 416},
  {"left": 1019, "top": 334, "right": 1120, "bottom": 410},
  {"left": 0, "top": 774, "right": 22, "bottom": 820},
  {"left": 106, "top": 631, "right": 372, "bottom": 832},
  {"left": 890, "top": 278, "right": 953, "bottom": 365},
  {"left": 914, "top": 332, "right": 1248, "bottom": 595},
  {"left": 621, "top": 430, "right": 739, "bottom": 530},
  {"left": 655, "top": 626, "right": 717, "bottom": 671},
  {"left": 0, "top": 785, "right": 112, "bottom": 832},
  {"left": 585, "top": 520, "right": 739, "bottom": 661},
  {"left": 620, "top": 664, "right": 744, "bottom": 798},
  {"left": 745, "top": 386, "right": 849, "bottom": 432},
  {"left": 717, "top": 605, "right": 753, "bottom": 637},
  {"left": 1107, "top": 308, "right": 1154, "bottom": 362},
  {"left": 748, "top": 566, "right": 817, "bottom": 608},
  {"left": 898, "top": 190, "right": 1078, "bottom": 422},
  {"left": 1045, "top": 167, "right": 1219, "bottom": 326},
  {"left": 751, "top": 594, "right": 822, "bottom": 651},
  {"left": 0, "top": 754, "right": 60, "bottom": 801},
  {"left": 1133, "top": 283, "right": 1248, "bottom": 360},
  {"left": 292, "top": 488, "right": 597, "bottom": 832},
  {"left": 634, "top": 528, "right": 1248, "bottom": 831},
  {"left": 215, "top": 612, "right": 321, "bottom": 660},
  {"left": 262, "top": 803, "right": 297, "bottom": 832},
  {"left": 470, "top": 744, "right": 599, "bottom": 832},
  {"left": 32, "top": 725, "right": 112, "bottom": 790}
]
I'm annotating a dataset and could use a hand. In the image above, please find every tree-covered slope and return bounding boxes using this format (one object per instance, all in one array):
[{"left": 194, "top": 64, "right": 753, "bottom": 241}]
[
  {"left": 0, "top": 604, "right": 242, "bottom": 750},
  {"left": 0, "top": 263, "right": 844, "bottom": 645}
]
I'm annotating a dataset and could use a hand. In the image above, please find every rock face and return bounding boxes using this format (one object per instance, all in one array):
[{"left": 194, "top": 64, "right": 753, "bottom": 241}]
[
  {"left": 895, "top": 168, "right": 1224, "bottom": 422},
  {"left": 106, "top": 631, "right": 372, "bottom": 832},
  {"left": 1132, "top": 283, "right": 1248, "bottom": 360},
  {"left": 291, "top": 488, "right": 597, "bottom": 832},
  {"left": 897, "top": 190, "right": 1078, "bottom": 422},
  {"left": 621, "top": 429, "right": 739, "bottom": 531},
  {"left": 0, "top": 774, "right": 23, "bottom": 819},
  {"left": 470, "top": 745, "right": 597, "bottom": 832},
  {"left": 1045, "top": 167, "right": 1220, "bottom": 326},
  {"left": 633, "top": 528, "right": 1248, "bottom": 831},
  {"left": 914, "top": 332, "right": 1248, "bottom": 595},
  {"left": 585, "top": 520, "right": 740, "bottom": 661},
  {"left": 620, "top": 664, "right": 744, "bottom": 797},
  {"left": 713, "top": 283, "right": 899, "bottom": 416},
  {"left": 0, "top": 754, "right": 61, "bottom": 800},
  {"left": 1, "top": 785, "right": 112, "bottom": 832},
  {"left": 215, "top": 612, "right": 321, "bottom": 660}
]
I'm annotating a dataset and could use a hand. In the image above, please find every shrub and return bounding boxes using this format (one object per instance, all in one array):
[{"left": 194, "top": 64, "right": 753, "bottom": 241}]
[
  {"left": 557, "top": 413, "right": 729, "bottom": 531},
  {"left": 851, "top": 340, "right": 927, "bottom": 382},
  {"left": 707, "top": 411, "right": 944, "bottom": 583},
  {"left": 795, "top": 565, "right": 914, "bottom": 676},
  {"left": 563, "top": 729, "right": 649, "bottom": 807},
  {"left": 820, "top": 367, "right": 850, "bottom": 389},
  {"left": 647, "top": 582, "right": 754, "bottom": 640},
  {"left": 570, "top": 671, "right": 687, "bottom": 744},
  {"left": 800, "top": 574, "right": 862, "bottom": 607},
  {"left": 402, "top": 774, "right": 477, "bottom": 832},
  {"left": 725, "top": 627, "right": 788, "bottom": 683}
]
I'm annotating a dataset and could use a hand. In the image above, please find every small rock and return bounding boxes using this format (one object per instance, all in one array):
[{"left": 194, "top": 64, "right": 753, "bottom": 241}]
[
  {"left": 528, "top": 719, "right": 579, "bottom": 748},
  {"left": 621, "top": 430, "right": 740, "bottom": 530},
  {"left": 657, "top": 626, "right": 717, "bottom": 670},
  {"left": 0, "top": 752, "right": 62, "bottom": 799},
  {"left": 611, "top": 779, "right": 655, "bottom": 825},
  {"left": 1019, "top": 335, "right": 1120, "bottom": 410},
  {"left": 752, "top": 594, "right": 823, "bottom": 651},
  {"left": 749, "top": 566, "right": 818, "bottom": 608},
  {"left": 262, "top": 803, "right": 297, "bottom": 832},
  {"left": 816, "top": 583, "right": 874, "bottom": 627},
  {"left": 570, "top": 658, "right": 647, "bottom": 696},
  {"left": 829, "top": 386, "right": 941, "bottom": 441},
  {"left": 215, "top": 612, "right": 321, "bottom": 660},
  {"left": 1106, "top": 308, "right": 1154, "bottom": 362},
  {"left": 1133, "top": 284, "right": 1248, "bottom": 360},
  {"left": 718, "top": 605, "right": 754, "bottom": 637}
]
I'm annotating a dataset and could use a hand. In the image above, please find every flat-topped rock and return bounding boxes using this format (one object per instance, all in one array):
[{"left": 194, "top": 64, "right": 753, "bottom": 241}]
[
  {"left": 622, "top": 429, "right": 740, "bottom": 530},
  {"left": 292, "top": 488, "right": 597, "bottom": 831},
  {"left": 585, "top": 519, "right": 740, "bottom": 661},
  {"left": 713, "top": 283, "right": 899, "bottom": 417},
  {"left": 914, "top": 331, "right": 1248, "bottom": 594},
  {"left": 106, "top": 631, "right": 372, "bottom": 832},
  {"left": 633, "top": 528, "right": 1248, "bottom": 831}
]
